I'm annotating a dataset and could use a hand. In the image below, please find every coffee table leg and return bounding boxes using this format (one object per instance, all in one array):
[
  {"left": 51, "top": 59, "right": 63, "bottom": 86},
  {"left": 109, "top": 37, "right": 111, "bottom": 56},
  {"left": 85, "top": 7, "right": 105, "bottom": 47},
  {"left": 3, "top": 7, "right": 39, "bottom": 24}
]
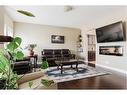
[
  {"left": 61, "top": 64, "right": 63, "bottom": 74},
  {"left": 76, "top": 63, "right": 78, "bottom": 72},
  {"left": 57, "top": 65, "right": 59, "bottom": 70},
  {"left": 71, "top": 65, "right": 73, "bottom": 68}
]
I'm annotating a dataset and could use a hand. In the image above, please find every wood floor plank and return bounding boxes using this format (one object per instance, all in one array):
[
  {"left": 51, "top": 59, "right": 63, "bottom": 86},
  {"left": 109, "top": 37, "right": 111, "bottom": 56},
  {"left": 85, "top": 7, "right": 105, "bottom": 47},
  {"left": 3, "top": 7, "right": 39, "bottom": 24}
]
[{"left": 57, "top": 64, "right": 127, "bottom": 89}]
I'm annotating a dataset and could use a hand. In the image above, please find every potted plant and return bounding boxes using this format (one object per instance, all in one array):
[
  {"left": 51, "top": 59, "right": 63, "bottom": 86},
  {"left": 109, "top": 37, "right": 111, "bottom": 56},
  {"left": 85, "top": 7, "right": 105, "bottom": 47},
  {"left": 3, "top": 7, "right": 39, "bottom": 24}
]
[
  {"left": 0, "top": 37, "right": 53, "bottom": 89},
  {"left": 0, "top": 37, "right": 24, "bottom": 89},
  {"left": 26, "top": 44, "right": 37, "bottom": 56}
]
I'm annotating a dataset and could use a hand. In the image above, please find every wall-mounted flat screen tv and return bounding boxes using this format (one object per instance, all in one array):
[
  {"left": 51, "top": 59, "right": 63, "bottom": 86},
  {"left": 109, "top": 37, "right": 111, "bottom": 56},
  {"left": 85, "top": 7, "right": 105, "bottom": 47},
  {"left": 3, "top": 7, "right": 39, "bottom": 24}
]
[{"left": 96, "top": 21, "right": 125, "bottom": 43}]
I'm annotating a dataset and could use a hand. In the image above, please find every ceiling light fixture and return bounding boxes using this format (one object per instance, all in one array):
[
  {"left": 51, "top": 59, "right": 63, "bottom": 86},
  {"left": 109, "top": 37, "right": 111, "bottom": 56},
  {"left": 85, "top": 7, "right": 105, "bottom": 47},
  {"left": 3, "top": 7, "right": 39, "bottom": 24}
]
[
  {"left": 64, "top": 6, "right": 73, "bottom": 12},
  {"left": 17, "top": 10, "right": 35, "bottom": 17}
]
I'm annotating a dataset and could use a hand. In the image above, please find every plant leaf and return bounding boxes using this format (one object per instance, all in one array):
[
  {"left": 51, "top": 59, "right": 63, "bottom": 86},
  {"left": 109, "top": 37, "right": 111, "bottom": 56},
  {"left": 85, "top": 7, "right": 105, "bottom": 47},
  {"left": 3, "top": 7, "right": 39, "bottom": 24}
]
[
  {"left": 14, "top": 37, "right": 22, "bottom": 46},
  {"left": 7, "top": 42, "right": 18, "bottom": 52},
  {"left": 7, "top": 37, "right": 22, "bottom": 52},
  {"left": 0, "top": 52, "right": 9, "bottom": 73},
  {"left": 41, "top": 79, "right": 54, "bottom": 87},
  {"left": 41, "top": 60, "right": 49, "bottom": 69},
  {"left": 28, "top": 81, "right": 33, "bottom": 88},
  {"left": 16, "top": 51, "right": 24, "bottom": 60}
]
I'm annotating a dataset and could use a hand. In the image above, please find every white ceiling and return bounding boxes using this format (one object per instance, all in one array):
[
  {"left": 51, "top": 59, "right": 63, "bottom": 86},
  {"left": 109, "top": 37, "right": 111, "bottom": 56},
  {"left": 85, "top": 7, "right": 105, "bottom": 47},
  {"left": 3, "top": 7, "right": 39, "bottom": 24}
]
[{"left": 4, "top": 6, "right": 126, "bottom": 28}]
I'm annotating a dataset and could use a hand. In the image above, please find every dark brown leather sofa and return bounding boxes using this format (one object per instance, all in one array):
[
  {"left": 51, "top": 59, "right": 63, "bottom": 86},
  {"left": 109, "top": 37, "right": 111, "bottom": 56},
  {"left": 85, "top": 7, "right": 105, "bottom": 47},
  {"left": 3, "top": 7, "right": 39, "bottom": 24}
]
[
  {"left": 7, "top": 51, "right": 32, "bottom": 75},
  {"left": 42, "top": 49, "right": 75, "bottom": 67},
  {"left": 12, "top": 57, "right": 32, "bottom": 75}
]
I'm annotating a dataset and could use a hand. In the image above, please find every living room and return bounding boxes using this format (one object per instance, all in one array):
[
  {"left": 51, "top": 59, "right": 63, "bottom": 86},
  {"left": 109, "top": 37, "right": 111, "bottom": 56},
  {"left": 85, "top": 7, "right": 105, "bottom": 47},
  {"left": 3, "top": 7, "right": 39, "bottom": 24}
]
[{"left": 0, "top": 5, "right": 127, "bottom": 90}]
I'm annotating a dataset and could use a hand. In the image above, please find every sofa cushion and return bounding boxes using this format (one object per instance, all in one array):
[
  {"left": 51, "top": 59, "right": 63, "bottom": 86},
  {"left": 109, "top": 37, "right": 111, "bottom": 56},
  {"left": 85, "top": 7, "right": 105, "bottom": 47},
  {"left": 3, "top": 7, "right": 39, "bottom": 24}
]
[
  {"left": 42, "top": 49, "right": 75, "bottom": 67},
  {"left": 43, "top": 49, "right": 53, "bottom": 55},
  {"left": 54, "top": 50, "right": 61, "bottom": 55},
  {"left": 62, "top": 49, "right": 70, "bottom": 54},
  {"left": 12, "top": 61, "right": 32, "bottom": 75},
  {"left": 45, "top": 55, "right": 53, "bottom": 58}
]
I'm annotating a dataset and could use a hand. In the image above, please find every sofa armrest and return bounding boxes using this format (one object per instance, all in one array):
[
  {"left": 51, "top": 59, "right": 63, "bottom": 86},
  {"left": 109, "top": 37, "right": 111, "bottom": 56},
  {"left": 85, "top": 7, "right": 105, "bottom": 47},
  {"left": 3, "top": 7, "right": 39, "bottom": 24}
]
[
  {"left": 17, "top": 71, "right": 44, "bottom": 85},
  {"left": 15, "top": 57, "right": 30, "bottom": 62},
  {"left": 18, "top": 75, "right": 57, "bottom": 89},
  {"left": 18, "top": 70, "right": 57, "bottom": 89},
  {"left": 71, "top": 54, "right": 75, "bottom": 59}
]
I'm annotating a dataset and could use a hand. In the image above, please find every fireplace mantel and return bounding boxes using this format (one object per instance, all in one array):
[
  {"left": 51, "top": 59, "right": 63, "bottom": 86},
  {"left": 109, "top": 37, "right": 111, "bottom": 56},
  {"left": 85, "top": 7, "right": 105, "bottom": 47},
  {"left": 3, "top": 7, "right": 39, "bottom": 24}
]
[{"left": 0, "top": 35, "right": 13, "bottom": 43}]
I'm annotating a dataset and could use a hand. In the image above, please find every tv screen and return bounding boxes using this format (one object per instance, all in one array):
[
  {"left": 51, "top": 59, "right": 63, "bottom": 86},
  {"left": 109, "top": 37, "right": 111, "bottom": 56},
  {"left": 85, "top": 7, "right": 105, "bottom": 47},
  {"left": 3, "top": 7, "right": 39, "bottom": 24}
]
[{"left": 96, "top": 21, "right": 125, "bottom": 43}]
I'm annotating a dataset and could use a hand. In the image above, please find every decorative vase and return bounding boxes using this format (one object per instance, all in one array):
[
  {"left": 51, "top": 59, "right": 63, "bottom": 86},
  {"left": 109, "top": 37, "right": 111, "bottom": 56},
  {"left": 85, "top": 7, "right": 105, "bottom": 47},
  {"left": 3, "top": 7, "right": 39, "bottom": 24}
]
[{"left": 30, "top": 50, "right": 34, "bottom": 56}]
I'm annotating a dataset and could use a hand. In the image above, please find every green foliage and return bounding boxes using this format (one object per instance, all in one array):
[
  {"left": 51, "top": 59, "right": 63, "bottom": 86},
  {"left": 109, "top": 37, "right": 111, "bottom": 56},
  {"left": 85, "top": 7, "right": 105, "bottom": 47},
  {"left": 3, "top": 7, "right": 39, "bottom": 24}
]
[
  {"left": 27, "top": 60, "right": 53, "bottom": 89},
  {"left": 13, "top": 51, "right": 24, "bottom": 61},
  {"left": 41, "top": 60, "right": 49, "bottom": 69},
  {"left": 0, "top": 37, "right": 24, "bottom": 89},
  {"left": 26, "top": 44, "right": 37, "bottom": 51},
  {"left": 0, "top": 37, "right": 54, "bottom": 89},
  {"left": 28, "top": 81, "right": 33, "bottom": 88},
  {"left": 0, "top": 50, "right": 9, "bottom": 73},
  {"left": 7, "top": 37, "right": 22, "bottom": 52},
  {"left": 41, "top": 79, "right": 54, "bottom": 87},
  {"left": 7, "top": 37, "right": 24, "bottom": 61}
]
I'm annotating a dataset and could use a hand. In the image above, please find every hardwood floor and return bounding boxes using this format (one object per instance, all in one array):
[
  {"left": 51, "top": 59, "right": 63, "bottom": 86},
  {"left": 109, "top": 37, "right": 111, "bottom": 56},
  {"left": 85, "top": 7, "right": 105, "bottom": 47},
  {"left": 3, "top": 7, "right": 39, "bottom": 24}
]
[{"left": 57, "top": 64, "right": 127, "bottom": 89}]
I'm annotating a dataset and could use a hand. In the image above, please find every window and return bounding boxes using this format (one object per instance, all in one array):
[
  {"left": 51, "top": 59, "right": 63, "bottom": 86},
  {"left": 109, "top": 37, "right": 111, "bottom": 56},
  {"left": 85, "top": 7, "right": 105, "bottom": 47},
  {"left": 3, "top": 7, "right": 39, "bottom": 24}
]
[{"left": 4, "top": 24, "right": 13, "bottom": 37}]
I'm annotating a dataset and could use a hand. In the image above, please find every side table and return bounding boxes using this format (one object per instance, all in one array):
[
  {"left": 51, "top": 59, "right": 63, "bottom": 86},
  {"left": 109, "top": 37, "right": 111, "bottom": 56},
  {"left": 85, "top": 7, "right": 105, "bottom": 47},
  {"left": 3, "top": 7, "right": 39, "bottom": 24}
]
[{"left": 27, "top": 54, "right": 38, "bottom": 72}]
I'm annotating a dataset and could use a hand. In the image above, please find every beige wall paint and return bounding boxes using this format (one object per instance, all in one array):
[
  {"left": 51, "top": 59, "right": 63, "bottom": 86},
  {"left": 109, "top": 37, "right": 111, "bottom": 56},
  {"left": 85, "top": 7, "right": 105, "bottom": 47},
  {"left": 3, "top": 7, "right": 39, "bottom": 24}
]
[
  {"left": 81, "top": 9, "right": 127, "bottom": 73},
  {"left": 14, "top": 22, "right": 81, "bottom": 61}
]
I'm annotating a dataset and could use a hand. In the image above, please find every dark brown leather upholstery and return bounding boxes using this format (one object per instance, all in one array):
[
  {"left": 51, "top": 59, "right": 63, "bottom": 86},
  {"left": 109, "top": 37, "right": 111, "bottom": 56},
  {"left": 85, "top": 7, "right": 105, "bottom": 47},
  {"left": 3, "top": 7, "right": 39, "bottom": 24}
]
[
  {"left": 12, "top": 57, "right": 32, "bottom": 75},
  {"left": 42, "top": 49, "right": 75, "bottom": 67},
  {"left": 7, "top": 51, "right": 32, "bottom": 75}
]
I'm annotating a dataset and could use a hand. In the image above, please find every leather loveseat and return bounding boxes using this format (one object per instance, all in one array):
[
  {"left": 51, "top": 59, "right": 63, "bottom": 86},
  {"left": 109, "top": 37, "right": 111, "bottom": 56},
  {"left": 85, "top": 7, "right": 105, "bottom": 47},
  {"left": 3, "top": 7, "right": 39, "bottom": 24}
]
[
  {"left": 11, "top": 57, "right": 32, "bottom": 75},
  {"left": 42, "top": 49, "right": 75, "bottom": 67}
]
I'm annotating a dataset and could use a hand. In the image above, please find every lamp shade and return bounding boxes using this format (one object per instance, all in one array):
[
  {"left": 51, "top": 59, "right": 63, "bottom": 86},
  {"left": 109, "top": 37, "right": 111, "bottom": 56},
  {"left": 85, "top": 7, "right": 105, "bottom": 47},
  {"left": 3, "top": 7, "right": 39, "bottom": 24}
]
[{"left": 0, "top": 35, "right": 13, "bottom": 42}]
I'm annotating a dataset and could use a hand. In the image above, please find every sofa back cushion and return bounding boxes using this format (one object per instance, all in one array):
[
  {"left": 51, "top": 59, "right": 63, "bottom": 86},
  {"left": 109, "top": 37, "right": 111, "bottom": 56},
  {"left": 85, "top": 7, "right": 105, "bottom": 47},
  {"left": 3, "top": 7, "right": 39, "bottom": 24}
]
[
  {"left": 42, "top": 49, "right": 54, "bottom": 58},
  {"left": 62, "top": 49, "right": 70, "bottom": 54},
  {"left": 54, "top": 49, "right": 61, "bottom": 58},
  {"left": 43, "top": 49, "right": 53, "bottom": 55},
  {"left": 54, "top": 49, "right": 61, "bottom": 55}
]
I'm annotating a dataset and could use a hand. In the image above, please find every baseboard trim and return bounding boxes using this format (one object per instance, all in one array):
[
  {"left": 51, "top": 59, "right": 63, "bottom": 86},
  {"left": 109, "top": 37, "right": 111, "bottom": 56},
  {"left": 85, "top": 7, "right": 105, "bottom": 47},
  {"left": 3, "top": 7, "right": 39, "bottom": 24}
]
[{"left": 96, "top": 64, "right": 127, "bottom": 75}]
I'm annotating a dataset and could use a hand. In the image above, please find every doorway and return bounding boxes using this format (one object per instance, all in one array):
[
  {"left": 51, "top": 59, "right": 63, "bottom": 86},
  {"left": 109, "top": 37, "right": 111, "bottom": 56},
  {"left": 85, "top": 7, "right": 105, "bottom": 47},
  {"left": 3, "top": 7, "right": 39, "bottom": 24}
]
[{"left": 87, "top": 35, "right": 96, "bottom": 64}]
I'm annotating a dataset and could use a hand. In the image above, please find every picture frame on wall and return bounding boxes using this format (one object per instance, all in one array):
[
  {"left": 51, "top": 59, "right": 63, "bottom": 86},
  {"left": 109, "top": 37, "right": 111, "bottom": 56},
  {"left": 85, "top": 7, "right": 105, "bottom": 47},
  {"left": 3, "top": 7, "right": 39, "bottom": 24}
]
[{"left": 51, "top": 35, "right": 64, "bottom": 44}]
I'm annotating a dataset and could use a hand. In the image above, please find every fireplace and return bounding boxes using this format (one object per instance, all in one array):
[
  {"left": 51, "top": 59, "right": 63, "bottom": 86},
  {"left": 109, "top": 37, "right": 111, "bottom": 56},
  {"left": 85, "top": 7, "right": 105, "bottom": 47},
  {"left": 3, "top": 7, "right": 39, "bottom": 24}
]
[{"left": 99, "top": 46, "right": 123, "bottom": 56}]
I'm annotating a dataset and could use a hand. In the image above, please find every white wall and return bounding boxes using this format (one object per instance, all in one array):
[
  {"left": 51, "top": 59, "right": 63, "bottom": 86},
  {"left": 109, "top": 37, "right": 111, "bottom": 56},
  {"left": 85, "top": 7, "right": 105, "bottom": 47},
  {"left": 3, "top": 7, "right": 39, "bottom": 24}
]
[
  {"left": 14, "top": 22, "right": 81, "bottom": 61},
  {"left": 0, "top": 6, "right": 4, "bottom": 35},
  {"left": 0, "top": 6, "right": 4, "bottom": 48},
  {"left": 81, "top": 9, "right": 127, "bottom": 73},
  {"left": 4, "top": 13, "right": 14, "bottom": 36},
  {"left": 0, "top": 6, "right": 13, "bottom": 48}
]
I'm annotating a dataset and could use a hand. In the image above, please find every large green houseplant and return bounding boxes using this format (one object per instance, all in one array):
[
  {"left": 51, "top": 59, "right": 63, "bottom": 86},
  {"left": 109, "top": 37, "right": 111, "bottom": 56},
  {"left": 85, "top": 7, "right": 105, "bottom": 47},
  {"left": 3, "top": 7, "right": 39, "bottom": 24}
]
[{"left": 0, "top": 37, "right": 53, "bottom": 89}]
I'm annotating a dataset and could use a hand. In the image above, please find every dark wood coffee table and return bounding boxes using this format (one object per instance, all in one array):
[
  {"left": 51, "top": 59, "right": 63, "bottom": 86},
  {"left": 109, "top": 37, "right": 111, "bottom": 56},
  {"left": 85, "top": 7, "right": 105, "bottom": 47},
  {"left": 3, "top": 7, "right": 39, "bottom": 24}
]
[{"left": 55, "top": 59, "right": 85, "bottom": 74}]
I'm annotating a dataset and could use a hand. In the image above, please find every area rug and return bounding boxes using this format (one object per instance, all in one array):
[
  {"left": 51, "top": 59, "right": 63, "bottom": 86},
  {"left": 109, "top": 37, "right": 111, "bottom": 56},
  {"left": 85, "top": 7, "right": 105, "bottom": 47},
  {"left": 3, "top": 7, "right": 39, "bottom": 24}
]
[{"left": 45, "top": 64, "right": 110, "bottom": 83}]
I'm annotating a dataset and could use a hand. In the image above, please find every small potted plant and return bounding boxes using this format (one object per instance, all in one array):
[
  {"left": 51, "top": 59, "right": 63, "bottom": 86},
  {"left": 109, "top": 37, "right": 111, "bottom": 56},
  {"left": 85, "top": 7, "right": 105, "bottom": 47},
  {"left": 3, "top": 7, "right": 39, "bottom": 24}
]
[{"left": 26, "top": 44, "right": 37, "bottom": 56}]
